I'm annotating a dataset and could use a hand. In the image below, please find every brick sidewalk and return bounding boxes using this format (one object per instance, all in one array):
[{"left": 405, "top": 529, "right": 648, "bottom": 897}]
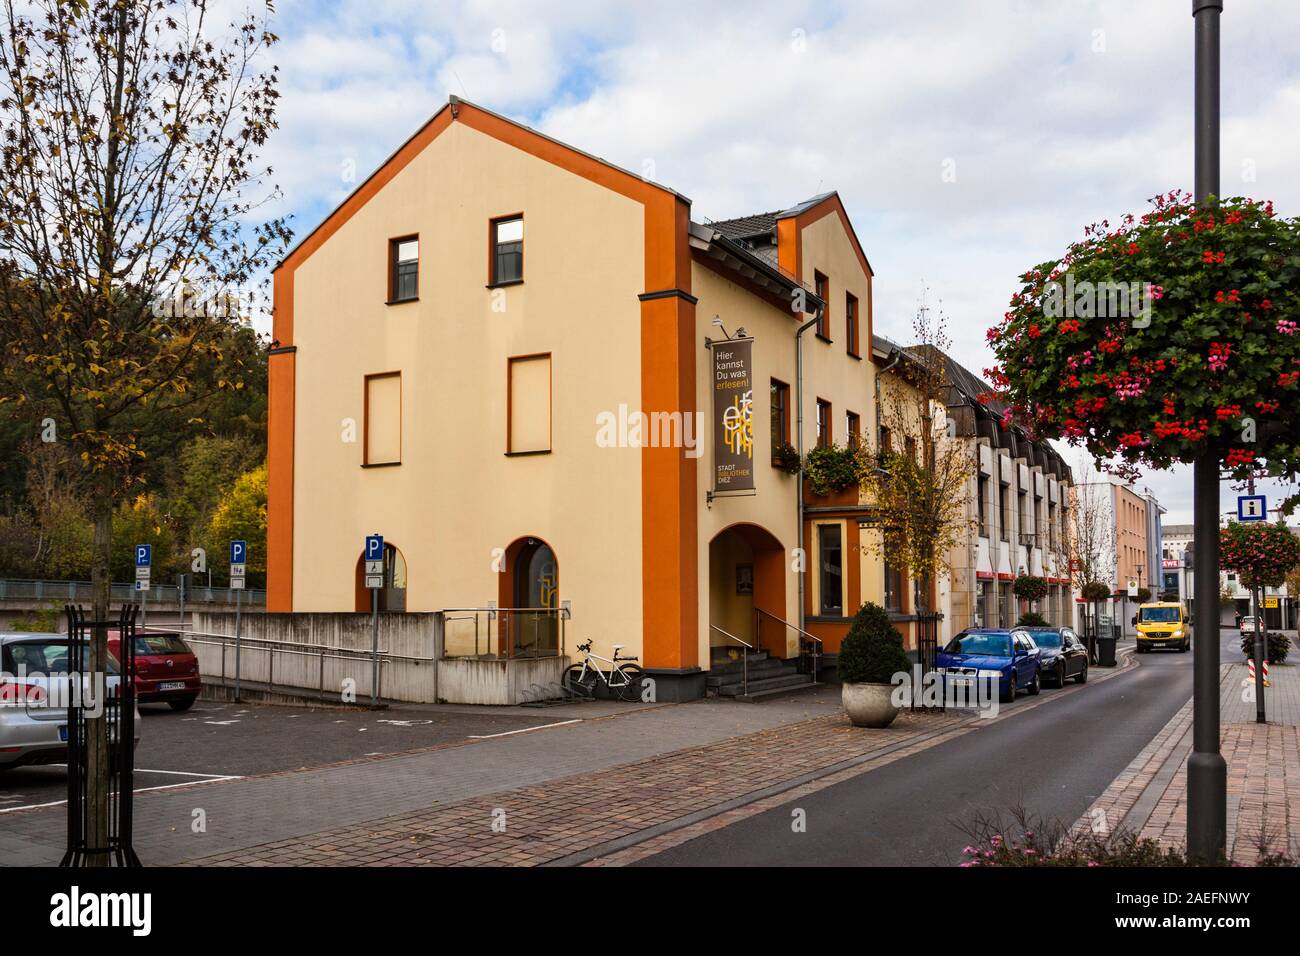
[
  {"left": 186, "top": 709, "right": 972, "bottom": 866},
  {"left": 187, "top": 653, "right": 1139, "bottom": 867},
  {"left": 1079, "top": 660, "right": 1300, "bottom": 863}
]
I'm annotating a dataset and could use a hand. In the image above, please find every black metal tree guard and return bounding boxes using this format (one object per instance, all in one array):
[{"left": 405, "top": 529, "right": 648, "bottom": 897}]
[{"left": 61, "top": 603, "right": 141, "bottom": 867}]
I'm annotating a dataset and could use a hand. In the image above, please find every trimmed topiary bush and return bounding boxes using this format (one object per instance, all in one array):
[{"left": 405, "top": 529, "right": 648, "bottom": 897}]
[
  {"left": 1013, "top": 575, "right": 1049, "bottom": 603},
  {"left": 837, "top": 602, "right": 910, "bottom": 685},
  {"left": 1081, "top": 581, "right": 1111, "bottom": 602},
  {"left": 1017, "top": 611, "right": 1049, "bottom": 627}
]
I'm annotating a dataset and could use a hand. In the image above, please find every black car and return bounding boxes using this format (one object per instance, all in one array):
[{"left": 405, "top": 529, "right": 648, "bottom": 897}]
[{"left": 1021, "top": 626, "right": 1088, "bottom": 687}]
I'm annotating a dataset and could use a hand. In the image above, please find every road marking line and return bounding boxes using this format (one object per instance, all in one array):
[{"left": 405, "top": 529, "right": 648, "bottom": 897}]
[
  {"left": 469, "top": 719, "right": 581, "bottom": 739},
  {"left": 0, "top": 773, "right": 242, "bottom": 814}
]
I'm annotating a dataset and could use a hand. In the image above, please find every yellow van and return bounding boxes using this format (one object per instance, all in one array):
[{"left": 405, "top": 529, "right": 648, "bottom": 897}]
[{"left": 1133, "top": 602, "right": 1191, "bottom": 653}]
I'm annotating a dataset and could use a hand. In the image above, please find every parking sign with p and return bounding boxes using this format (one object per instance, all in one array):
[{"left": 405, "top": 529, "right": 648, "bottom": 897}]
[{"left": 365, "top": 534, "right": 384, "bottom": 589}]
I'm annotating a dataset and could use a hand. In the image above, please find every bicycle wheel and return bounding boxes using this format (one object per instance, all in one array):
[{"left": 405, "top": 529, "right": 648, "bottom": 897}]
[
  {"left": 562, "top": 664, "right": 598, "bottom": 698},
  {"left": 614, "top": 664, "right": 645, "bottom": 702}
]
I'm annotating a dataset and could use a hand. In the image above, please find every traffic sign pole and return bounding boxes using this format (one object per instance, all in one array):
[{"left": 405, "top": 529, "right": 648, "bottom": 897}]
[
  {"left": 230, "top": 541, "right": 247, "bottom": 702},
  {"left": 365, "top": 534, "right": 384, "bottom": 708},
  {"left": 1252, "top": 586, "right": 1266, "bottom": 723}
]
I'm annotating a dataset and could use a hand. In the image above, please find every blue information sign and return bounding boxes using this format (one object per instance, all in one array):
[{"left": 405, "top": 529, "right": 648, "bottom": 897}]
[{"left": 1237, "top": 495, "right": 1267, "bottom": 522}]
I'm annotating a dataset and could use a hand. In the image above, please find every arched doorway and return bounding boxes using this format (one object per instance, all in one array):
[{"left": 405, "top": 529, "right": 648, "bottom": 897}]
[
  {"left": 354, "top": 543, "right": 407, "bottom": 612},
  {"left": 709, "top": 523, "right": 786, "bottom": 659},
  {"left": 498, "top": 536, "right": 560, "bottom": 657}
]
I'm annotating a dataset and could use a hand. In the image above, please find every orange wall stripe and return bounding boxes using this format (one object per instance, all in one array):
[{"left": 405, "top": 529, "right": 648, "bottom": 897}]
[{"left": 266, "top": 350, "right": 295, "bottom": 611}]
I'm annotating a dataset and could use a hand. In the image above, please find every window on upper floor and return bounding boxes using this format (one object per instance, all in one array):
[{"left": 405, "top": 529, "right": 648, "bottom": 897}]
[
  {"left": 999, "top": 483, "right": 1010, "bottom": 541},
  {"left": 814, "top": 271, "right": 829, "bottom": 339},
  {"left": 389, "top": 237, "right": 419, "bottom": 303},
  {"left": 846, "top": 410, "right": 861, "bottom": 448},
  {"left": 978, "top": 475, "right": 989, "bottom": 537},
  {"left": 491, "top": 215, "right": 524, "bottom": 286},
  {"left": 816, "top": 398, "right": 832, "bottom": 448},
  {"left": 845, "top": 292, "right": 860, "bottom": 357},
  {"left": 771, "top": 379, "right": 790, "bottom": 458}
]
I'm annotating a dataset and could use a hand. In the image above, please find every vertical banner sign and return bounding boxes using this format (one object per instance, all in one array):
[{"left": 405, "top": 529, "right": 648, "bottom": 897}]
[{"left": 711, "top": 337, "right": 754, "bottom": 493}]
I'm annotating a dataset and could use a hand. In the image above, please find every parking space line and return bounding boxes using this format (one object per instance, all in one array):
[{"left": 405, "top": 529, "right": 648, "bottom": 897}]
[
  {"left": 468, "top": 719, "right": 581, "bottom": 739},
  {"left": 0, "top": 769, "right": 243, "bottom": 814}
]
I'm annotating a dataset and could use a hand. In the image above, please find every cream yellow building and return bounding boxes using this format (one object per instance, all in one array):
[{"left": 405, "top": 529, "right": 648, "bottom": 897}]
[{"left": 268, "top": 98, "right": 880, "bottom": 699}]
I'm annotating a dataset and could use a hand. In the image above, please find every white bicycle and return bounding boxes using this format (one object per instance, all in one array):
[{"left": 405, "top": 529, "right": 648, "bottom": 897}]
[{"left": 562, "top": 640, "right": 644, "bottom": 701}]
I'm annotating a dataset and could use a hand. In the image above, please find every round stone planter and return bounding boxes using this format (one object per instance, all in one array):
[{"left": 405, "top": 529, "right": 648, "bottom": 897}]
[{"left": 841, "top": 681, "right": 899, "bottom": 729}]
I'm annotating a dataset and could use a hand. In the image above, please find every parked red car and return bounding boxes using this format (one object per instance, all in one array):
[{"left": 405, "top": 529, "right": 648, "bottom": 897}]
[{"left": 107, "top": 629, "right": 201, "bottom": 711}]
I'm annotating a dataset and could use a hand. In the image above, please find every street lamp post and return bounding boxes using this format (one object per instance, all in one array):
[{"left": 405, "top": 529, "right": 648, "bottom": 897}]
[{"left": 1187, "top": 0, "right": 1228, "bottom": 864}]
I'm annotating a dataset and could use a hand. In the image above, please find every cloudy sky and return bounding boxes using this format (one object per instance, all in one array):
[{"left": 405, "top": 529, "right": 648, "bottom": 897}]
[{"left": 253, "top": 0, "right": 1300, "bottom": 523}]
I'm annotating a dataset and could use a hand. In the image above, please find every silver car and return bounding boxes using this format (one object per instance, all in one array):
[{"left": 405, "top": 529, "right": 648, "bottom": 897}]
[{"left": 0, "top": 633, "right": 141, "bottom": 770}]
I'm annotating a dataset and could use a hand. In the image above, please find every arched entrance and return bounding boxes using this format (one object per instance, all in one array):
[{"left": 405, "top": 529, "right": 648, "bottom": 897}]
[
  {"left": 498, "top": 536, "right": 560, "bottom": 657},
  {"left": 354, "top": 543, "right": 407, "bottom": 612},
  {"left": 709, "top": 523, "right": 786, "bottom": 659}
]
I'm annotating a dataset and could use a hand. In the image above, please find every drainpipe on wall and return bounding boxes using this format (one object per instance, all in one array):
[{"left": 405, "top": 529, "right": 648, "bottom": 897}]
[{"left": 795, "top": 308, "right": 824, "bottom": 635}]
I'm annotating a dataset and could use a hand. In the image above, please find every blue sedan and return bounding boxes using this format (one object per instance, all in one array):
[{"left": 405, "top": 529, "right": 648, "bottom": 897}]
[{"left": 936, "top": 629, "right": 1042, "bottom": 703}]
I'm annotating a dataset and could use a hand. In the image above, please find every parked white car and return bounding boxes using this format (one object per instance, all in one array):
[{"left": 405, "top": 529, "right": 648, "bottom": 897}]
[{"left": 0, "top": 633, "right": 141, "bottom": 771}]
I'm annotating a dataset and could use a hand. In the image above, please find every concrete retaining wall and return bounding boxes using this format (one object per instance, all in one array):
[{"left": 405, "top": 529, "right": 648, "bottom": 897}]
[{"left": 189, "top": 611, "right": 569, "bottom": 705}]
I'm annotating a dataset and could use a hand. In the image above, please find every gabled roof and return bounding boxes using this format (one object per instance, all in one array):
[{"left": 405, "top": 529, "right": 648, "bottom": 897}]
[{"left": 275, "top": 96, "right": 690, "bottom": 273}]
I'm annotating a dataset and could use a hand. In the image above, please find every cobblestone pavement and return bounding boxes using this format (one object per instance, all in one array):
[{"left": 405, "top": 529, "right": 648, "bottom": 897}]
[
  {"left": 0, "top": 690, "right": 845, "bottom": 866},
  {"left": 187, "top": 709, "right": 972, "bottom": 866},
  {"left": 1078, "top": 660, "right": 1300, "bottom": 863},
  {"left": 188, "top": 649, "right": 1139, "bottom": 867}
]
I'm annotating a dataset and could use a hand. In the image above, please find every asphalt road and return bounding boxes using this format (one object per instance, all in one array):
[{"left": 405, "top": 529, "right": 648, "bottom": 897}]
[
  {"left": 639, "top": 642, "right": 1204, "bottom": 867},
  {"left": 0, "top": 697, "right": 584, "bottom": 813}
]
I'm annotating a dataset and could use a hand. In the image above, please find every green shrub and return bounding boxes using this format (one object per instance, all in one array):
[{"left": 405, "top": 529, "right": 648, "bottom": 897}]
[
  {"left": 1017, "top": 611, "right": 1049, "bottom": 627},
  {"left": 1012, "top": 575, "right": 1049, "bottom": 602},
  {"left": 10, "top": 603, "right": 62, "bottom": 633},
  {"left": 1080, "top": 581, "right": 1111, "bottom": 602},
  {"left": 1240, "top": 630, "right": 1291, "bottom": 664},
  {"left": 771, "top": 441, "right": 801, "bottom": 475},
  {"left": 804, "top": 442, "right": 867, "bottom": 496},
  {"left": 837, "top": 602, "right": 910, "bottom": 684}
]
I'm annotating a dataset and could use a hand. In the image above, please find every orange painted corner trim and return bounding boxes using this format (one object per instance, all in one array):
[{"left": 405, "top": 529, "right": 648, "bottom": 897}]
[{"left": 266, "top": 350, "right": 295, "bottom": 612}]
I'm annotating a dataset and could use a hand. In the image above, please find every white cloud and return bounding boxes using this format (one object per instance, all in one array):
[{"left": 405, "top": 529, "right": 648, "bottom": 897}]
[{"left": 259, "top": 0, "right": 1300, "bottom": 520}]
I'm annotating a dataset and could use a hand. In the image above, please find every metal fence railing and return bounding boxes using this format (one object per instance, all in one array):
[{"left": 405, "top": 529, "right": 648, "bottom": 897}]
[
  {"left": 441, "top": 607, "right": 567, "bottom": 660},
  {"left": 174, "top": 626, "right": 434, "bottom": 703},
  {"left": 0, "top": 578, "right": 264, "bottom": 606}
]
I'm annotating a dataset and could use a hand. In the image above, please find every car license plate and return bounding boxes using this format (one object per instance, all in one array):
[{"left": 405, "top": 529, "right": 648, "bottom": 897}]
[
  {"left": 59, "top": 725, "right": 68, "bottom": 742},
  {"left": 158, "top": 681, "right": 187, "bottom": 691}
]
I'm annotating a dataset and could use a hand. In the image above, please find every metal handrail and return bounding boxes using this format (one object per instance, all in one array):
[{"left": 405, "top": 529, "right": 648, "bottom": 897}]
[
  {"left": 177, "top": 627, "right": 436, "bottom": 703},
  {"left": 709, "top": 624, "right": 752, "bottom": 697},
  {"left": 755, "top": 607, "right": 823, "bottom": 684},
  {"left": 0, "top": 577, "right": 265, "bottom": 606}
]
